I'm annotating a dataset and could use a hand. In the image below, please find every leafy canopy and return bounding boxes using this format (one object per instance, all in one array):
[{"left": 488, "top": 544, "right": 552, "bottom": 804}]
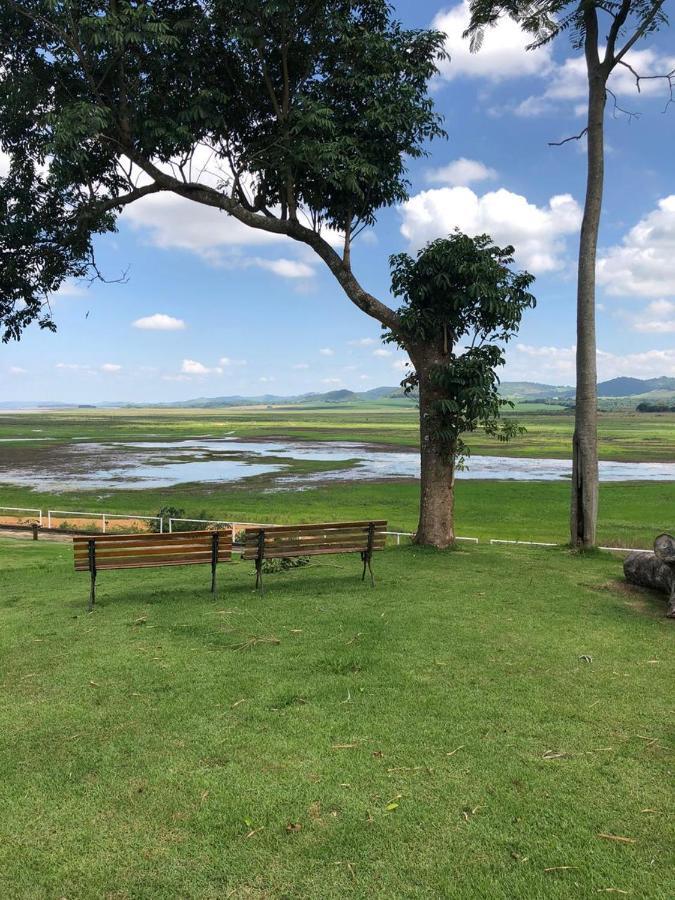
[
  {"left": 386, "top": 232, "right": 536, "bottom": 464},
  {"left": 0, "top": 0, "right": 447, "bottom": 341}
]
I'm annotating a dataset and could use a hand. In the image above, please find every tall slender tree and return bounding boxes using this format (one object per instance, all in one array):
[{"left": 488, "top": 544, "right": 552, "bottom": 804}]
[{"left": 465, "top": 0, "right": 672, "bottom": 548}]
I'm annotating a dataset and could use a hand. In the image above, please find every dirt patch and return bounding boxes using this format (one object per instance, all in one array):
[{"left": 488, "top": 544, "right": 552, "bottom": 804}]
[{"left": 593, "top": 579, "right": 671, "bottom": 619}]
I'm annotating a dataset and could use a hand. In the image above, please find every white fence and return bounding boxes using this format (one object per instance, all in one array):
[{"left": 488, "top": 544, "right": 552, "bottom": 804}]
[
  {"left": 46, "top": 509, "right": 162, "bottom": 533},
  {"left": 0, "top": 506, "right": 43, "bottom": 525},
  {"left": 0, "top": 504, "right": 657, "bottom": 553}
]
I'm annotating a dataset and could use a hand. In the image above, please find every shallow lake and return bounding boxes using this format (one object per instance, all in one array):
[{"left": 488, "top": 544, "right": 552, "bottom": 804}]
[{"left": 1, "top": 436, "right": 674, "bottom": 491}]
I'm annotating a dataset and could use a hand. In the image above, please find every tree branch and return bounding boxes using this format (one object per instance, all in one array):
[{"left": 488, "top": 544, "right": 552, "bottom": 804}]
[
  {"left": 614, "top": 0, "right": 668, "bottom": 65},
  {"left": 124, "top": 152, "right": 402, "bottom": 333},
  {"left": 548, "top": 127, "right": 588, "bottom": 146}
]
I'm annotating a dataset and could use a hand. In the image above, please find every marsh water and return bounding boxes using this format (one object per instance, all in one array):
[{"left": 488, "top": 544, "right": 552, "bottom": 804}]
[{"left": 1, "top": 436, "right": 674, "bottom": 491}]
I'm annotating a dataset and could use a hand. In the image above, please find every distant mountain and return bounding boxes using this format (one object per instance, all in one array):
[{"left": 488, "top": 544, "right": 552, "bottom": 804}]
[
  {"left": 595, "top": 376, "right": 675, "bottom": 397},
  {"left": 498, "top": 381, "right": 573, "bottom": 400},
  {"left": 3, "top": 377, "right": 674, "bottom": 409}
]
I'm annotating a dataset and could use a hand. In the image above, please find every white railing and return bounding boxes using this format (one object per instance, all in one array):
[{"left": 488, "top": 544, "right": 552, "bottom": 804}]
[
  {"left": 168, "top": 518, "right": 274, "bottom": 540},
  {"left": 47, "top": 509, "right": 162, "bottom": 533},
  {"left": 0, "top": 506, "right": 43, "bottom": 525},
  {"left": 385, "top": 530, "right": 479, "bottom": 546},
  {"left": 0, "top": 503, "right": 658, "bottom": 553}
]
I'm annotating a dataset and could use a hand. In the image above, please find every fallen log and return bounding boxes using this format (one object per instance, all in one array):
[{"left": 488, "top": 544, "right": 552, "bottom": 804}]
[{"left": 623, "top": 533, "right": 675, "bottom": 618}]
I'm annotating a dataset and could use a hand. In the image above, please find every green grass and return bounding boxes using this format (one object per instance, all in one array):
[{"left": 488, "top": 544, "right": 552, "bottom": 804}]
[
  {"left": 1, "top": 478, "right": 673, "bottom": 549},
  {"left": 2, "top": 404, "right": 675, "bottom": 461},
  {"left": 1, "top": 537, "right": 672, "bottom": 898}
]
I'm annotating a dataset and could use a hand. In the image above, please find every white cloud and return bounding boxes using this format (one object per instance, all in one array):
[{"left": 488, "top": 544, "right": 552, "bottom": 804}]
[
  {"left": 133, "top": 313, "right": 186, "bottom": 331},
  {"left": 259, "top": 376, "right": 275, "bottom": 383},
  {"left": 508, "top": 343, "right": 675, "bottom": 380},
  {"left": 322, "top": 378, "right": 342, "bottom": 385},
  {"left": 433, "top": 1, "right": 553, "bottom": 83},
  {"left": 597, "top": 196, "right": 675, "bottom": 298},
  {"left": 9, "top": 366, "right": 27, "bottom": 375},
  {"left": 0, "top": 148, "right": 10, "bottom": 178},
  {"left": 392, "top": 358, "right": 412, "bottom": 373},
  {"left": 425, "top": 158, "right": 497, "bottom": 187},
  {"left": 254, "top": 258, "right": 314, "bottom": 279},
  {"left": 632, "top": 299, "right": 675, "bottom": 333},
  {"left": 400, "top": 186, "right": 582, "bottom": 273},
  {"left": 181, "top": 359, "right": 223, "bottom": 376},
  {"left": 292, "top": 362, "right": 310, "bottom": 370},
  {"left": 100, "top": 363, "right": 122, "bottom": 373},
  {"left": 349, "top": 337, "right": 377, "bottom": 347},
  {"left": 218, "top": 357, "right": 248, "bottom": 367},
  {"left": 514, "top": 47, "right": 675, "bottom": 118},
  {"left": 52, "top": 280, "right": 88, "bottom": 299},
  {"left": 55, "top": 363, "right": 91, "bottom": 371},
  {"left": 373, "top": 349, "right": 392, "bottom": 358},
  {"left": 319, "top": 347, "right": 335, "bottom": 356}
]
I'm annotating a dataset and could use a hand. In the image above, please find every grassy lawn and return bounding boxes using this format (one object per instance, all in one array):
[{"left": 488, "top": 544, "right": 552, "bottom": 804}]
[
  {"left": 1, "top": 537, "right": 672, "bottom": 898},
  {"left": 1, "top": 479, "right": 673, "bottom": 549}
]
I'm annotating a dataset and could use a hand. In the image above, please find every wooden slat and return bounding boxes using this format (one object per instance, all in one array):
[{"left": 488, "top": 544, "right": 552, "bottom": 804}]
[
  {"left": 74, "top": 541, "right": 230, "bottom": 559},
  {"left": 91, "top": 557, "right": 230, "bottom": 571},
  {"left": 244, "top": 545, "right": 384, "bottom": 560},
  {"left": 73, "top": 529, "right": 229, "bottom": 546},
  {"left": 243, "top": 530, "right": 385, "bottom": 546},
  {"left": 249, "top": 536, "right": 386, "bottom": 553},
  {"left": 243, "top": 520, "right": 386, "bottom": 536}
]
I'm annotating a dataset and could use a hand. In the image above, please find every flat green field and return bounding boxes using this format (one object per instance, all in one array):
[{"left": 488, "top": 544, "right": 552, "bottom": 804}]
[
  {"left": 1, "top": 406, "right": 674, "bottom": 548},
  {"left": 1, "top": 537, "right": 673, "bottom": 899},
  {"left": 1, "top": 403, "right": 674, "bottom": 460}
]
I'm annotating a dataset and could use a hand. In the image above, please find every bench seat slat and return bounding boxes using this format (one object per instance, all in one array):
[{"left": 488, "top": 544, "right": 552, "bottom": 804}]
[
  {"left": 73, "top": 529, "right": 224, "bottom": 544},
  {"left": 74, "top": 542, "right": 231, "bottom": 560},
  {"left": 244, "top": 536, "right": 385, "bottom": 558},
  {"left": 244, "top": 545, "right": 378, "bottom": 560},
  {"left": 243, "top": 532, "right": 385, "bottom": 548},
  {"left": 81, "top": 557, "right": 230, "bottom": 571},
  {"left": 243, "top": 520, "right": 386, "bottom": 536}
]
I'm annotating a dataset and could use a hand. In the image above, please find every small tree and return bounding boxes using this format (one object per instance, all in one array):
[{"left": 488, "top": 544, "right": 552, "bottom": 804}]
[{"left": 385, "top": 232, "right": 536, "bottom": 547}]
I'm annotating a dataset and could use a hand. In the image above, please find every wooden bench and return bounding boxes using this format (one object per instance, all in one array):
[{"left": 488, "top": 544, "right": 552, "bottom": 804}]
[
  {"left": 73, "top": 530, "right": 232, "bottom": 610},
  {"left": 242, "top": 520, "right": 387, "bottom": 592}
]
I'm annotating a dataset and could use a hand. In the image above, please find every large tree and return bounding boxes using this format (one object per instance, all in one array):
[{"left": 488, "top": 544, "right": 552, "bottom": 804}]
[
  {"left": 0, "top": 0, "right": 459, "bottom": 544},
  {"left": 464, "top": 0, "right": 671, "bottom": 548}
]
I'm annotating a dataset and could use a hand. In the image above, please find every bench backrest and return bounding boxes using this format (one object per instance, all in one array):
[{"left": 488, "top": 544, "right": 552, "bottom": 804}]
[
  {"left": 73, "top": 530, "right": 232, "bottom": 571},
  {"left": 242, "top": 521, "right": 387, "bottom": 559}
]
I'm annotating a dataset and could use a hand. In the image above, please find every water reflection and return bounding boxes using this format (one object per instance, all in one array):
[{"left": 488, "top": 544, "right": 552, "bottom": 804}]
[{"left": 1, "top": 436, "right": 674, "bottom": 491}]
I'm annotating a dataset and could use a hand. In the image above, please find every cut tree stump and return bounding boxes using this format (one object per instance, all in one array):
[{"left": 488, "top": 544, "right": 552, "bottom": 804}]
[{"left": 623, "top": 533, "right": 675, "bottom": 618}]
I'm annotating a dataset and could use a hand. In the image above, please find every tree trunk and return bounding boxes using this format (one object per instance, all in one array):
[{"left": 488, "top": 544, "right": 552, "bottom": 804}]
[
  {"left": 571, "top": 68, "right": 606, "bottom": 548},
  {"left": 414, "top": 362, "right": 455, "bottom": 548}
]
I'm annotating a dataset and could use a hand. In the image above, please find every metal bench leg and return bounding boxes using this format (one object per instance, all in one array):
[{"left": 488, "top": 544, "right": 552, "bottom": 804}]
[
  {"left": 87, "top": 539, "right": 97, "bottom": 611},
  {"left": 255, "top": 558, "right": 264, "bottom": 595},
  {"left": 361, "top": 551, "right": 367, "bottom": 582},
  {"left": 367, "top": 553, "right": 375, "bottom": 588}
]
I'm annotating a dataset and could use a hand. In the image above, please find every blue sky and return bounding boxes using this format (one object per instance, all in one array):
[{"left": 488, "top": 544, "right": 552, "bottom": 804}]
[{"left": 3, "top": 0, "right": 675, "bottom": 402}]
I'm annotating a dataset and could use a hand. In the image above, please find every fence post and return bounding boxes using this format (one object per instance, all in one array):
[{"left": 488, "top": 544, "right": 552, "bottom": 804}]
[
  {"left": 102, "top": 514, "right": 106, "bottom": 534},
  {"left": 39, "top": 510, "right": 43, "bottom": 527},
  {"left": 32, "top": 523, "right": 38, "bottom": 541}
]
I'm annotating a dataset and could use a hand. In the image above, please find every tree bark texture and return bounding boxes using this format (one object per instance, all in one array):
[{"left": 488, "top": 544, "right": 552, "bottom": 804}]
[
  {"left": 623, "top": 533, "right": 675, "bottom": 617},
  {"left": 571, "top": 62, "right": 606, "bottom": 549},
  {"left": 414, "top": 359, "right": 455, "bottom": 548}
]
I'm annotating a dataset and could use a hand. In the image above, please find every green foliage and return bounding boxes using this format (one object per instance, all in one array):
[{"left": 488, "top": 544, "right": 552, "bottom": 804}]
[
  {"left": 261, "top": 555, "right": 310, "bottom": 574},
  {"left": 386, "top": 232, "right": 536, "bottom": 465},
  {"left": 153, "top": 505, "right": 186, "bottom": 533},
  {"left": 464, "top": 0, "right": 669, "bottom": 54},
  {"left": 0, "top": 0, "right": 447, "bottom": 340}
]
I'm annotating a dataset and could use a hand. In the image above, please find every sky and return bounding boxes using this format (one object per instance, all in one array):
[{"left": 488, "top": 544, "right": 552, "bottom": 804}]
[{"left": 2, "top": 0, "right": 675, "bottom": 403}]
